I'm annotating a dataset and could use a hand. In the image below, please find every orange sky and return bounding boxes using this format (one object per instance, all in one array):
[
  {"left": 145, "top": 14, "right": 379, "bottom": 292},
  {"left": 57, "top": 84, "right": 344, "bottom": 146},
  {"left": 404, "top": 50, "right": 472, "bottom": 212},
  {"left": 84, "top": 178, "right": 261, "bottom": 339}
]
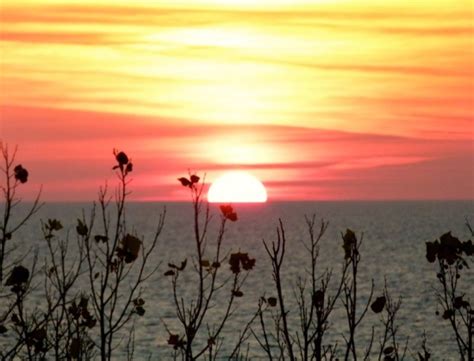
[{"left": 0, "top": 0, "right": 473, "bottom": 201}]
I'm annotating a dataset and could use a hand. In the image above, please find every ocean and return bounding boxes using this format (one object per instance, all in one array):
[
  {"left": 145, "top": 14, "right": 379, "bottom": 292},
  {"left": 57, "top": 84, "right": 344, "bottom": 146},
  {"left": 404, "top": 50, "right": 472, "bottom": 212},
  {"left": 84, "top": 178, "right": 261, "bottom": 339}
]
[{"left": 2, "top": 200, "right": 473, "bottom": 360}]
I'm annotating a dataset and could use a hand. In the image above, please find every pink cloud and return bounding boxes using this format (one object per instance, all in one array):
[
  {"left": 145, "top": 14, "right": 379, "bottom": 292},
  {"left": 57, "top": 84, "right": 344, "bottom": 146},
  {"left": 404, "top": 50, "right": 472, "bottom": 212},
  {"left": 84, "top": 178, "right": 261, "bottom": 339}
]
[{"left": 2, "top": 106, "right": 472, "bottom": 201}]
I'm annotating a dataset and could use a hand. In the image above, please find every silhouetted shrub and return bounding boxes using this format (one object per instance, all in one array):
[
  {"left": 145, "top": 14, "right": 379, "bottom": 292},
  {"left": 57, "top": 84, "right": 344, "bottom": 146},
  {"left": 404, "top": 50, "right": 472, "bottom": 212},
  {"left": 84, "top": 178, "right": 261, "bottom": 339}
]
[
  {"left": 426, "top": 228, "right": 473, "bottom": 361},
  {"left": 0, "top": 144, "right": 471, "bottom": 360}
]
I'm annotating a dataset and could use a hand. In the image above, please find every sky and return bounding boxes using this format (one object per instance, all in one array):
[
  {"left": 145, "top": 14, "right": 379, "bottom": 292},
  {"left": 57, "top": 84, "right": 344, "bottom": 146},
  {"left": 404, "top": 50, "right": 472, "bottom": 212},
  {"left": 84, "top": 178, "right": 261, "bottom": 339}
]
[{"left": 0, "top": 0, "right": 473, "bottom": 201}]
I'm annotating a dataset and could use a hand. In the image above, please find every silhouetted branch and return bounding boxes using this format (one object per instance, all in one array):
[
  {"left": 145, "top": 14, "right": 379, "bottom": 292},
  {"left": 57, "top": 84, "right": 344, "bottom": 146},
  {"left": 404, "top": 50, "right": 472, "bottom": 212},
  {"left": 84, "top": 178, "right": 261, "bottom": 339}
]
[
  {"left": 0, "top": 143, "right": 43, "bottom": 282},
  {"left": 341, "top": 229, "right": 374, "bottom": 361},
  {"left": 426, "top": 229, "right": 473, "bottom": 360},
  {"left": 166, "top": 174, "right": 255, "bottom": 360}
]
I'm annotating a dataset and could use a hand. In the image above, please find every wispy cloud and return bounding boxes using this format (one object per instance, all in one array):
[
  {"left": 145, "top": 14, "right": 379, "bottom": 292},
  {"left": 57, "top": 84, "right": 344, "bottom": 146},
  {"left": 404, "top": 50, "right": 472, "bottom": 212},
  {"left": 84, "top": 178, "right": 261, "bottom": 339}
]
[
  {"left": 3, "top": 106, "right": 472, "bottom": 200},
  {"left": 1, "top": 1, "right": 472, "bottom": 200}
]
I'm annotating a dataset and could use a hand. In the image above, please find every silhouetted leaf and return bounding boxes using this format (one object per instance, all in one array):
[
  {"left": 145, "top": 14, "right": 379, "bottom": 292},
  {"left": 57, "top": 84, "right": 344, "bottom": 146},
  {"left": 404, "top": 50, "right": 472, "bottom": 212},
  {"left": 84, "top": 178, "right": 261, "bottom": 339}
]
[
  {"left": 425, "top": 241, "right": 438, "bottom": 263},
  {"left": 220, "top": 204, "right": 238, "bottom": 221},
  {"left": 233, "top": 290, "right": 244, "bottom": 297},
  {"left": 178, "top": 177, "right": 191, "bottom": 187},
  {"left": 220, "top": 205, "right": 232, "bottom": 215},
  {"left": 212, "top": 261, "right": 221, "bottom": 268},
  {"left": 133, "top": 298, "right": 145, "bottom": 306},
  {"left": 169, "top": 259, "right": 187, "bottom": 271},
  {"left": 190, "top": 174, "right": 200, "bottom": 183},
  {"left": 48, "top": 266, "right": 56, "bottom": 276},
  {"left": 384, "top": 346, "right": 395, "bottom": 355},
  {"left": 116, "top": 234, "right": 141, "bottom": 263},
  {"left": 94, "top": 235, "right": 108, "bottom": 243},
  {"left": 437, "top": 232, "right": 462, "bottom": 265},
  {"left": 80, "top": 299, "right": 90, "bottom": 312},
  {"left": 6, "top": 265, "right": 29, "bottom": 286},
  {"left": 79, "top": 296, "right": 88, "bottom": 309},
  {"left": 454, "top": 296, "right": 469, "bottom": 309},
  {"left": 47, "top": 219, "right": 63, "bottom": 231},
  {"left": 227, "top": 212, "right": 238, "bottom": 222},
  {"left": 168, "top": 334, "right": 185, "bottom": 350},
  {"left": 267, "top": 297, "right": 277, "bottom": 307},
  {"left": 125, "top": 162, "right": 133, "bottom": 174},
  {"left": 200, "top": 260, "right": 210, "bottom": 268},
  {"left": 0, "top": 324, "right": 7, "bottom": 334},
  {"left": 135, "top": 306, "right": 145, "bottom": 316},
  {"left": 85, "top": 317, "right": 96, "bottom": 329},
  {"left": 462, "top": 239, "right": 474, "bottom": 256},
  {"left": 242, "top": 255, "right": 255, "bottom": 270},
  {"left": 178, "top": 259, "right": 187, "bottom": 271},
  {"left": 342, "top": 229, "right": 357, "bottom": 260},
  {"left": 76, "top": 219, "right": 88, "bottom": 236},
  {"left": 371, "top": 296, "right": 386, "bottom": 313},
  {"left": 168, "top": 334, "right": 179, "bottom": 345},
  {"left": 81, "top": 309, "right": 91, "bottom": 322},
  {"left": 229, "top": 253, "right": 241, "bottom": 274},
  {"left": 442, "top": 309, "right": 454, "bottom": 319},
  {"left": 115, "top": 151, "right": 129, "bottom": 166},
  {"left": 14, "top": 164, "right": 28, "bottom": 183},
  {"left": 68, "top": 302, "right": 80, "bottom": 319},
  {"left": 164, "top": 270, "right": 175, "bottom": 276},
  {"left": 229, "top": 252, "right": 255, "bottom": 273},
  {"left": 30, "top": 328, "right": 46, "bottom": 342},
  {"left": 313, "top": 289, "right": 324, "bottom": 309}
]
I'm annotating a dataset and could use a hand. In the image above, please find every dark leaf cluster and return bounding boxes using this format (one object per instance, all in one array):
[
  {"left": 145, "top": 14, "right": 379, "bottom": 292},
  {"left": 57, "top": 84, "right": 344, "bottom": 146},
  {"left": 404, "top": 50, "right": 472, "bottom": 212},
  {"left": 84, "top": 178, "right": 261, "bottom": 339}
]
[
  {"left": 5, "top": 265, "right": 29, "bottom": 293},
  {"left": 426, "top": 232, "right": 473, "bottom": 265},
  {"left": 220, "top": 204, "right": 237, "bottom": 222},
  {"left": 76, "top": 219, "right": 88, "bottom": 237},
  {"left": 14, "top": 164, "right": 28, "bottom": 184},
  {"left": 260, "top": 296, "right": 277, "bottom": 307},
  {"left": 371, "top": 296, "right": 386, "bottom": 313},
  {"left": 342, "top": 229, "right": 358, "bottom": 260},
  {"left": 68, "top": 296, "right": 97, "bottom": 329},
  {"left": 168, "top": 333, "right": 186, "bottom": 350},
  {"left": 113, "top": 150, "right": 133, "bottom": 174},
  {"left": 312, "top": 289, "right": 325, "bottom": 309},
  {"left": 116, "top": 234, "right": 142, "bottom": 264},
  {"left": 94, "top": 234, "right": 108, "bottom": 243},
  {"left": 25, "top": 328, "right": 47, "bottom": 355},
  {"left": 383, "top": 346, "right": 396, "bottom": 361},
  {"left": 177, "top": 174, "right": 200, "bottom": 188},
  {"left": 453, "top": 295, "right": 470, "bottom": 310},
  {"left": 164, "top": 259, "right": 187, "bottom": 276},
  {"left": 133, "top": 297, "right": 146, "bottom": 316},
  {"left": 200, "top": 259, "right": 221, "bottom": 271},
  {"left": 229, "top": 252, "right": 255, "bottom": 274},
  {"left": 46, "top": 218, "right": 63, "bottom": 232}
]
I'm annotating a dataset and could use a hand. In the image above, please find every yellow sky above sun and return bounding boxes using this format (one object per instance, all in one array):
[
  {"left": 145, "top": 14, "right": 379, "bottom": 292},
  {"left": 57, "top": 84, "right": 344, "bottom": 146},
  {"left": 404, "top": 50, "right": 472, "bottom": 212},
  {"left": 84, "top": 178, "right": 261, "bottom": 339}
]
[
  {"left": 5, "top": 0, "right": 471, "bottom": 8},
  {"left": 2, "top": 0, "right": 472, "bottom": 136}
]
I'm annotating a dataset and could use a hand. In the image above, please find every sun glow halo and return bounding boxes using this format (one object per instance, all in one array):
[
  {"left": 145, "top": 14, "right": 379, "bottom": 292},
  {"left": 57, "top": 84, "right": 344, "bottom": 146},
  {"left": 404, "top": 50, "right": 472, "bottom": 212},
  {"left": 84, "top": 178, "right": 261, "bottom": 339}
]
[{"left": 207, "top": 171, "right": 267, "bottom": 203}]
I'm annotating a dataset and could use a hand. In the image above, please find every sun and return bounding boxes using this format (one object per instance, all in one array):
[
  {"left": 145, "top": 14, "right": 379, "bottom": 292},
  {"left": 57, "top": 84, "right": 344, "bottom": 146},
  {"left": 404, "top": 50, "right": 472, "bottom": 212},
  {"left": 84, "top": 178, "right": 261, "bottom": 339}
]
[{"left": 207, "top": 171, "right": 267, "bottom": 203}]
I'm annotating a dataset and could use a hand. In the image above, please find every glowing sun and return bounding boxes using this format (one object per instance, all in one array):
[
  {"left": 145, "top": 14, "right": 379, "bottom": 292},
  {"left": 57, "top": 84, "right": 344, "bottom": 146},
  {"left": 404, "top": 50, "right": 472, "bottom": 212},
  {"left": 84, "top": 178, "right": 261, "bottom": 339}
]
[{"left": 208, "top": 171, "right": 267, "bottom": 203}]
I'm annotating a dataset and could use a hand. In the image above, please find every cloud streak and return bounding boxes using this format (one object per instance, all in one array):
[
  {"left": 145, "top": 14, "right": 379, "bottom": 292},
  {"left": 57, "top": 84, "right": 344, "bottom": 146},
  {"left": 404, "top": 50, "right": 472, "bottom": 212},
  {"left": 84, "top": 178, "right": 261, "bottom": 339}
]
[
  {"left": 2, "top": 105, "right": 472, "bottom": 201},
  {"left": 1, "top": 1, "right": 472, "bottom": 200}
]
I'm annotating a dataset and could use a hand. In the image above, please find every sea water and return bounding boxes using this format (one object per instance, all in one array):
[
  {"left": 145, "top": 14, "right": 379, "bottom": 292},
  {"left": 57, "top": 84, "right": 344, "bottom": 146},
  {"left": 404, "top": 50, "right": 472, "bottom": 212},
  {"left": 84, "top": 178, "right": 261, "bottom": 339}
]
[{"left": 2, "top": 201, "right": 473, "bottom": 360}]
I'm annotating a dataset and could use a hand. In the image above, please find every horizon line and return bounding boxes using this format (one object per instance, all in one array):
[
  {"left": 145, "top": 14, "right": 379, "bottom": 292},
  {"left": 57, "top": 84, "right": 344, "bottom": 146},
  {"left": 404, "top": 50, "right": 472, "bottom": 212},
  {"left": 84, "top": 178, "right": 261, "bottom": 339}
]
[{"left": 17, "top": 198, "right": 474, "bottom": 204}]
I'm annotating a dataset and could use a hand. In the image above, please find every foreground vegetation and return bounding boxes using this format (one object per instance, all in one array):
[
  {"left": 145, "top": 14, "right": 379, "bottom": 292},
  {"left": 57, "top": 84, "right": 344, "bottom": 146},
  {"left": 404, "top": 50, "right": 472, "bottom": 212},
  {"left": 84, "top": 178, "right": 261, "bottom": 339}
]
[{"left": 0, "top": 144, "right": 472, "bottom": 360}]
